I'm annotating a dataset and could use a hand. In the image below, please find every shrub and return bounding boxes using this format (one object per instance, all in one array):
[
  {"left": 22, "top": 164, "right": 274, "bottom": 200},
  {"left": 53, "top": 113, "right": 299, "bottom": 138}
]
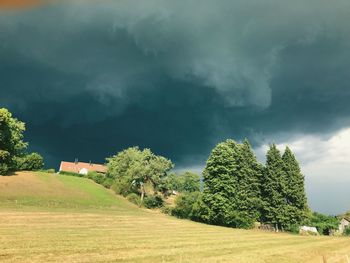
[
  {"left": 111, "top": 179, "right": 136, "bottom": 197},
  {"left": 144, "top": 195, "right": 164, "bottom": 209},
  {"left": 102, "top": 178, "right": 114, "bottom": 188},
  {"left": 126, "top": 193, "right": 141, "bottom": 206},
  {"left": 287, "top": 224, "right": 300, "bottom": 234},
  {"left": 15, "top": 153, "right": 44, "bottom": 171},
  {"left": 59, "top": 171, "right": 83, "bottom": 177},
  {"left": 41, "top": 168, "right": 56, "bottom": 174},
  {"left": 172, "top": 192, "right": 201, "bottom": 219},
  {"left": 0, "top": 163, "right": 9, "bottom": 175},
  {"left": 85, "top": 171, "right": 105, "bottom": 184},
  {"left": 344, "top": 227, "right": 350, "bottom": 236},
  {"left": 39, "top": 168, "right": 55, "bottom": 173},
  {"left": 160, "top": 206, "right": 173, "bottom": 215}
]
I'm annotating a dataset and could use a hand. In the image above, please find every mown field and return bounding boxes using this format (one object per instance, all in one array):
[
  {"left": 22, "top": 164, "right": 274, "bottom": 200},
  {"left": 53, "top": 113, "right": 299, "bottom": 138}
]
[{"left": 0, "top": 172, "right": 349, "bottom": 263}]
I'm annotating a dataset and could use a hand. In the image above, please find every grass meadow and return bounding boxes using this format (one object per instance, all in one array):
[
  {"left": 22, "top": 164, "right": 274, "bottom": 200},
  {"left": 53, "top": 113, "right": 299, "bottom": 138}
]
[{"left": 0, "top": 172, "right": 349, "bottom": 263}]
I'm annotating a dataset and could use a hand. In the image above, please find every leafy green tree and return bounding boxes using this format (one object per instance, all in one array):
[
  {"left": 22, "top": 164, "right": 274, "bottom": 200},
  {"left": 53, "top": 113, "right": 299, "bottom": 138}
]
[
  {"left": 282, "top": 147, "right": 308, "bottom": 226},
  {"left": 162, "top": 172, "right": 201, "bottom": 194},
  {"left": 161, "top": 173, "right": 180, "bottom": 194},
  {"left": 107, "top": 147, "right": 173, "bottom": 206},
  {"left": 179, "top": 172, "right": 201, "bottom": 192},
  {"left": 0, "top": 108, "right": 27, "bottom": 174},
  {"left": 261, "top": 144, "right": 287, "bottom": 231}
]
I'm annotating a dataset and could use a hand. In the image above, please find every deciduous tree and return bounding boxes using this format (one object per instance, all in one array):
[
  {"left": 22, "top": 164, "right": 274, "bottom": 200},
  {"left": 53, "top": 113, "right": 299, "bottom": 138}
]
[{"left": 0, "top": 108, "right": 27, "bottom": 174}]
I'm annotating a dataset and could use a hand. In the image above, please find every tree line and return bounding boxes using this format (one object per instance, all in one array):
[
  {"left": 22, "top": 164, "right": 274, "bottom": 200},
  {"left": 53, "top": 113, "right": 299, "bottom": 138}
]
[{"left": 196, "top": 139, "right": 308, "bottom": 230}]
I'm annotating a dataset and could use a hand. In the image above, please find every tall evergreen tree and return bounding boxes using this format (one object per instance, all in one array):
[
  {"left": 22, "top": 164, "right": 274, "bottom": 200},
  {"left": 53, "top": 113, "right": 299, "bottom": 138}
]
[
  {"left": 282, "top": 147, "right": 308, "bottom": 226},
  {"left": 201, "top": 139, "right": 240, "bottom": 226},
  {"left": 261, "top": 144, "right": 287, "bottom": 231},
  {"left": 235, "top": 139, "right": 263, "bottom": 223}
]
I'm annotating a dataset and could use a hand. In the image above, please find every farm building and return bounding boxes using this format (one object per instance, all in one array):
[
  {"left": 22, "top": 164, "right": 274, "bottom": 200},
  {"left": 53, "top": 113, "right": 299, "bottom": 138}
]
[
  {"left": 59, "top": 160, "right": 107, "bottom": 175},
  {"left": 339, "top": 217, "right": 350, "bottom": 234}
]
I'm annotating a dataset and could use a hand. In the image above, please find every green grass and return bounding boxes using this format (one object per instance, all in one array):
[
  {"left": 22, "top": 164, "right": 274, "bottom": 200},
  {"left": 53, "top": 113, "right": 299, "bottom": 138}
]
[
  {"left": 0, "top": 171, "right": 135, "bottom": 210},
  {"left": 0, "top": 171, "right": 349, "bottom": 263}
]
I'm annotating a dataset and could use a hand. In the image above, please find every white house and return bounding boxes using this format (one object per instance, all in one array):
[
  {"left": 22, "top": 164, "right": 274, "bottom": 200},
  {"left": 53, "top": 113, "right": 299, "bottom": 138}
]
[{"left": 339, "top": 218, "right": 350, "bottom": 234}]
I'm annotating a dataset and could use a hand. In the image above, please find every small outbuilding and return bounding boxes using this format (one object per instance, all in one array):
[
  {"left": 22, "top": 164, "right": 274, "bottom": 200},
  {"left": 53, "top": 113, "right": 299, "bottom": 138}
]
[
  {"left": 339, "top": 217, "right": 350, "bottom": 234},
  {"left": 59, "top": 160, "right": 107, "bottom": 175},
  {"left": 299, "top": 226, "right": 318, "bottom": 235}
]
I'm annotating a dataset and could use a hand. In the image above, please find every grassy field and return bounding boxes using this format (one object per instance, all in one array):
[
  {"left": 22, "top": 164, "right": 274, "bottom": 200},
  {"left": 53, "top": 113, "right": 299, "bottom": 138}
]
[{"left": 0, "top": 172, "right": 349, "bottom": 263}]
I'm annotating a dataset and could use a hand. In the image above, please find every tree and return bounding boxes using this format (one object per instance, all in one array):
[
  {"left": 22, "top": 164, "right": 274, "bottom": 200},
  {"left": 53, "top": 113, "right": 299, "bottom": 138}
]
[
  {"left": 106, "top": 147, "right": 174, "bottom": 206},
  {"left": 282, "top": 147, "right": 308, "bottom": 226},
  {"left": 235, "top": 139, "right": 263, "bottom": 223},
  {"left": 201, "top": 139, "right": 241, "bottom": 227},
  {"left": 200, "top": 139, "right": 263, "bottom": 228},
  {"left": 0, "top": 108, "right": 27, "bottom": 175},
  {"left": 162, "top": 171, "right": 201, "bottom": 194},
  {"left": 179, "top": 172, "right": 201, "bottom": 192},
  {"left": 261, "top": 144, "right": 287, "bottom": 231}
]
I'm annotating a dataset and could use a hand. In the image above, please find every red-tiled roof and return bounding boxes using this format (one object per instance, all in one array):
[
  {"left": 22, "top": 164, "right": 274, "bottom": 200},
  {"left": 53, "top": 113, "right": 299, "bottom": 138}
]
[{"left": 59, "top": 161, "right": 107, "bottom": 174}]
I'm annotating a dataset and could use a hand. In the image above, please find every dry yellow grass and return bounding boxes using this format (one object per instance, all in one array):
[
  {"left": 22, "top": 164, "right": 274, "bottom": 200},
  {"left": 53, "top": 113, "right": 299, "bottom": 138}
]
[{"left": 0, "top": 172, "right": 349, "bottom": 263}]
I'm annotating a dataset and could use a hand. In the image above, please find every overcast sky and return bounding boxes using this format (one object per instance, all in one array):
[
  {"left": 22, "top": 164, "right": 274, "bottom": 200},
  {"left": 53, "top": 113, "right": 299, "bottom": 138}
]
[{"left": 1, "top": 0, "right": 350, "bottom": 214}]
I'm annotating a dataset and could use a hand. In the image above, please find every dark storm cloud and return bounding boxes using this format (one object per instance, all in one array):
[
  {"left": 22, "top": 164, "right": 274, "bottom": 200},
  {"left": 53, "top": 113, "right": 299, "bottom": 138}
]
[{"left": 1, "top": 0, "right": 350, "bottom": 168}]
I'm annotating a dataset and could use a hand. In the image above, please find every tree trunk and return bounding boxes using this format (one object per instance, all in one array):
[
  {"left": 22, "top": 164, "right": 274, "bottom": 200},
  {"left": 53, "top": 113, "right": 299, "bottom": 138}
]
[
  {"left": 275, "top": 223, "right": 279, "bottom": 232},
  {"left": 140, "top": 185, "right": 145, "bottom": 207}
]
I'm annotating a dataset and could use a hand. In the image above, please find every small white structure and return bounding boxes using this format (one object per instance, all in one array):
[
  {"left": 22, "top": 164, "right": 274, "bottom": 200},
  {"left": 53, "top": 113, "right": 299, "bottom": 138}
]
[
  {"left": 339, "top": 218, "right": 350, "bottom": 234},
  {"left": 300, "top": 226, "right": 318, "bottom": 234},
  {"left": 79, "top": 168, "right": 89, "bottom": 175}
]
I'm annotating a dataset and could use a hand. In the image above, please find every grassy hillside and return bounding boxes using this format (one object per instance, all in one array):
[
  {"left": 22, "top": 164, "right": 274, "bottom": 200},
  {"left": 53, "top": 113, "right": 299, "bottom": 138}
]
[
  {"left": 0, "top": 172, "right": 349, "bottom": 263},
  {"left": 0, "top": 171, "right": 135, "bottom": 210}
]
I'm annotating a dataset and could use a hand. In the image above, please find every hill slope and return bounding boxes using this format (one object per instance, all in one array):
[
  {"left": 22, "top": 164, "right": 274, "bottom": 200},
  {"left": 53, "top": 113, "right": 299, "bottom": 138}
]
[
  {"left": 0, "top": 171, "right": 135, "bottom": 210},
  {"left": 0, "top": 172, "right": 349, "bottom": 263}
]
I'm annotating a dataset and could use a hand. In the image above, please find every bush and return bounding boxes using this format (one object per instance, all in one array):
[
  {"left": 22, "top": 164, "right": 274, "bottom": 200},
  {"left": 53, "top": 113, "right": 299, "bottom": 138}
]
[
  {"left": 102, "top": 178, "right": 114, "bottom": 188},
  {"left": 85, "top": 171, "right": 105, "bottom": 184},
  {"left": 144, "top": 195, "right": 164, "bottom": 209},
  {"left": 172, "top": 192, "right": 201, "bottom": 219},
  {"left": 344, "top": 227, "right": 350, "bottom": 236},
  {"left": 111, "top": 179, "right": 137, "bottom": 197},
  {"left": 160, "top": 206, "right": 173, "bottom": 215},
  {"left": 126, "top": 193, "right": 141, "bottom": 206},
  {"left": 15, "top": 153, "right": 44, "bottom": 171},
  {"left": 287, "top": 224, "right": 301, "bottom": 234},
  {"left": 59, "top": 171, "right": 83, "bottom": 177},
  {"left": 0, "top": 163, "right": 9, "bottom": 175}
]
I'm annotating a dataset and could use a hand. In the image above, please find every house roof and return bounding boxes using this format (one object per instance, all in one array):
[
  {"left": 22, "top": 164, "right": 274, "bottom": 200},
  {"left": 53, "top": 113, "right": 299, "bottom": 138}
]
[
  {"left": 59, "top": 161, "right": 107, "bottom": 174},
  {"left": 342, "top": 217, "right": 350, "bottom": 222}
]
